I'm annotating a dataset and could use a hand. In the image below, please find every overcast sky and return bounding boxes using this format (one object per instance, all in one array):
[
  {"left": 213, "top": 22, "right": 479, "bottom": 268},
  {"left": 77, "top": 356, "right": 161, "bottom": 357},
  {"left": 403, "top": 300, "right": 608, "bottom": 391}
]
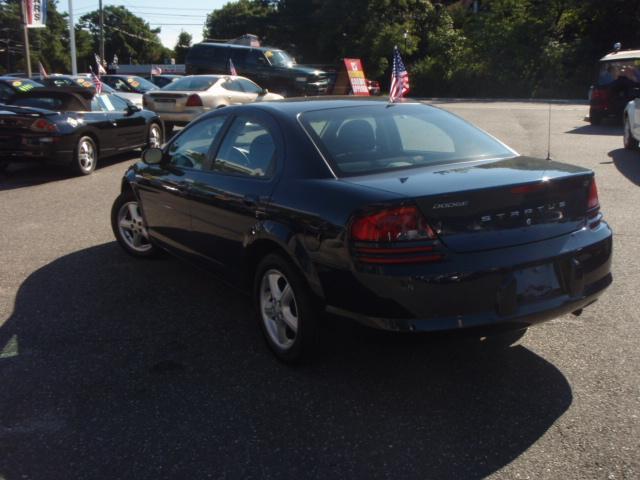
[{"left": 61, "top": 0, "right": 229, "bottom": 50}]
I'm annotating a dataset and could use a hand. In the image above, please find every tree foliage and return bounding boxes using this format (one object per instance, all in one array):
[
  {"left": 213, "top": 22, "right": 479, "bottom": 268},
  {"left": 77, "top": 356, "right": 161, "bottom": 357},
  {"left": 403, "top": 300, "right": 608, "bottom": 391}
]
[
  {"left": 204, "top": 0, "right": 640, "bottom": 98},
  {"left": 174, "top": 31, "right": 193, "bottom": 64}
]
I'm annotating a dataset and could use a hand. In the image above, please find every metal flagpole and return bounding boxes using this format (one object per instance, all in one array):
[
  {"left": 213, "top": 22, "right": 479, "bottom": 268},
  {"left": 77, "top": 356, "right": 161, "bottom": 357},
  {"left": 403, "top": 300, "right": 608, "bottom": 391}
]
[
  {"left": 68, "top": 0, "right": 77, "bottom": 75},
  {"left": 99, "top": 0, "right": 105, "bottom": 65},
  {"left": 20, "top": 0, "right": 32, "bottom": 77}
]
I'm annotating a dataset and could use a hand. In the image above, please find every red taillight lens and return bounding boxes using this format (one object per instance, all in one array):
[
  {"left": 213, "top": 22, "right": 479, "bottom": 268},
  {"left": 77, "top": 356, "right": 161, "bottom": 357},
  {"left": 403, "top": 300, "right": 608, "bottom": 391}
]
[
  {"left": 588, "top": 179, "right": 599, "bottom": 211},
  {"left": 351, "top": 206, "right": 436, "bottom": 242},
  {"left": 185, "top": 94, "right": 203, "bottom": 107},
  {"left": 30, "top": 118, "right": 57, "bottom": 132},
  {"left": 591, "top": 88, "right": 609, "bottom": 102}
]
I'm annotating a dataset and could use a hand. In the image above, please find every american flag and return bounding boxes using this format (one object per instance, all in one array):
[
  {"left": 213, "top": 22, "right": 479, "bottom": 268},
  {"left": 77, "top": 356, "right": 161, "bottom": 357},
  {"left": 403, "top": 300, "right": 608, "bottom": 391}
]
[
  {"left": 90, "top": 69, "right": 103, "bottom": 94},
  {"left": 229, "top": 58, "right": 237, "bottom": 76},
  {"left": 389, "top": 46, "right": 410, "bottom": 102}
]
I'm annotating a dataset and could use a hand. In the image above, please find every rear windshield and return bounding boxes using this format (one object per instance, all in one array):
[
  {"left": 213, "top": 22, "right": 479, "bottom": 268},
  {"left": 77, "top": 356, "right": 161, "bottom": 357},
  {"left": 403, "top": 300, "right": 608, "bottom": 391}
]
[
  {"left": 299, "top": 103, "right": 514, "bottom": 176},
  {"left": 598, "top": 59, "right": 640, "bottom": 85},
  {"left": 6, "top": 79, "right": 42, "bottom": 92},
  {"left": 10, "top": 94, "right": 85, "bottom": 111},
  {"left": 162, "top": 76, "right": 220, "bottom": 91}
]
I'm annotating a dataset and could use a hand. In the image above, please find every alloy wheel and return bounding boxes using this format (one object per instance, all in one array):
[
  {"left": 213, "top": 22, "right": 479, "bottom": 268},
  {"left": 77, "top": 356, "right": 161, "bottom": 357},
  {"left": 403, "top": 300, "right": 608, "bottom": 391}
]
[
  {"left": 78, "top": 139, "right": 95, "bottom": 173},
  {"left": 149, "top": 124, "right": 161, "bottom": 149},
  {"left": 260, "top": 269, "right": 299, "bottom": 350},
  {"left": 117, "top": 201, "right": 152, "bottom": 253}
]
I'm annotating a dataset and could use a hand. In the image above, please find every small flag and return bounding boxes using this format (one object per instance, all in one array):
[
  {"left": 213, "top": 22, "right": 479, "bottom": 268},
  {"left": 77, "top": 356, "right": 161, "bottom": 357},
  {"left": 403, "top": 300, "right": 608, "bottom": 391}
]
[
  {"left": 229, "top": 58, "right": 237, "bottom": 76},
  {"left": 389, "top": 46, "right": 410, "bottom": 103},
  {"left": 94, "top": 53, "right": 107, "bottom": 75},
  {"left": 38, "top": 61, "right": 48, "bottom": 80},
  {"left": 90, "top": 68, "right": 103, "bottom": 94},
  {"left": 150, "top": 65, "right": 162, "bottom": 76}
]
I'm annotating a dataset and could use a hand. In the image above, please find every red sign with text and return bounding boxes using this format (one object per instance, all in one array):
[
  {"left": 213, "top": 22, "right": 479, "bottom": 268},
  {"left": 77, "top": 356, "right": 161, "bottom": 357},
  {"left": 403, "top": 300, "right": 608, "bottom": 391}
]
[{"left": 344, "top": 58, "right": 369, "bottom": 96}]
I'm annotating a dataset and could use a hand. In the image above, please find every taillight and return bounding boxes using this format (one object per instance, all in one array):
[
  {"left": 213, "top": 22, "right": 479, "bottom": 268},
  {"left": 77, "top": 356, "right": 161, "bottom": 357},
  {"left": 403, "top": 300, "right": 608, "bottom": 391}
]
[
  {"left": 30, "top": 118, "right": 57, "bottom": 133},
  {"left": 587, "top": 178, "right": 600, "bottom": 225},
  {"left": 591, "top": 88, "right": 609, "bottom": 102},
  {"left": 350, "top": 206, "right": 443, "bottom": 264},
  {"left": 185, "top": 94, "right": 203, "bottom": 107}
]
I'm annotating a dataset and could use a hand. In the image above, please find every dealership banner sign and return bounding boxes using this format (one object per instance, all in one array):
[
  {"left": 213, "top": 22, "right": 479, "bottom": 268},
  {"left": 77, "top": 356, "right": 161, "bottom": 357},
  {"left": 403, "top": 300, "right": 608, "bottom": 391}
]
[
  {"left": 24, "top": 0, "right": 47, "bottom": 28},
  {"left": 343, "top": 58, "right": 369, "bottom": 96}
]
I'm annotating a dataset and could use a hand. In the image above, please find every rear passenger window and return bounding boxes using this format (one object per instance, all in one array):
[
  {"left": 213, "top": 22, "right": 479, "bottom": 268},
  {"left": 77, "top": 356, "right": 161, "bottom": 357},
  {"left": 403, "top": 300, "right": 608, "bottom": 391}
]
[{"left": 212, "top": 117, "right": 275, "bottom": 177}]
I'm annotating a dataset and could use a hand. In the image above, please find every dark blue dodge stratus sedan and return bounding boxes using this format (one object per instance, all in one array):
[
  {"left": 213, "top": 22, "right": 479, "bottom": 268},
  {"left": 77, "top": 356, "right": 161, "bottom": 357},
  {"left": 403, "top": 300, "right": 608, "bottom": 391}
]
[{"left": 111, "top": 98, "right": 612, "bottom": 362}]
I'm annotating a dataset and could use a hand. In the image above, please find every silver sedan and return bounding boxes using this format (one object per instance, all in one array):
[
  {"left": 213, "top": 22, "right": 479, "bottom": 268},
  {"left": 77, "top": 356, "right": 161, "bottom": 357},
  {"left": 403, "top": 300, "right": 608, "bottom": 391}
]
[{"left": 142, "top": 75, "right": 283, "bottom": 130}]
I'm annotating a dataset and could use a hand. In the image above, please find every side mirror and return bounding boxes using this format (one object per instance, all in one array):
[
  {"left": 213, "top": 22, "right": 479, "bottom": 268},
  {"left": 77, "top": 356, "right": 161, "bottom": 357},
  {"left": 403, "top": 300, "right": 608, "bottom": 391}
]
[
  {"left": 259, "top": 88, "right": 269, "bottom": 96},
  {"left": 126, "top": 104, "right": 141, "bottom": 114},
  {"left": 142, "top": 147, "right": 163, "bottom": 165}
]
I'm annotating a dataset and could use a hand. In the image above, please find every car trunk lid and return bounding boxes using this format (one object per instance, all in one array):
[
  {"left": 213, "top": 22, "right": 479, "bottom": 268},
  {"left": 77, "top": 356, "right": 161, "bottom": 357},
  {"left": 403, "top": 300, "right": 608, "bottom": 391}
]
[
  {"left": 343, "top": 156, "right": 593, "bottom": 253},
  {"left": 146, "top": 92, "right": 189, "bottom": 112}
]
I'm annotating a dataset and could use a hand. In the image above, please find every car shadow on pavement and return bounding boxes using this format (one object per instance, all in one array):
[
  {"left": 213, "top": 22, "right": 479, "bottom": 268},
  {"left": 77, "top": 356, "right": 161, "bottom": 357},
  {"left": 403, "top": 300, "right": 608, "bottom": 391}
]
[
  {"left": 0, "top": 152, "right": 140, "bottom": 192},
  {"left": 565, "top": 124, "right": 622, "bottom": 136},
  {"left": 0, "top": 243, "right": 573, "bottom": 480},
  {"left": 609, "top": 148, "right": 640, "bottom": 186}
]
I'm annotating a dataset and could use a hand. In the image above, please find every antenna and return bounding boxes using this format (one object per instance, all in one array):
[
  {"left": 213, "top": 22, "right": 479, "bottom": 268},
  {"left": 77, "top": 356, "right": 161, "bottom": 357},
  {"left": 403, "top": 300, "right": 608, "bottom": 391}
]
[{"left": 546, "top": 101, "right": 552, "bottom": 160}]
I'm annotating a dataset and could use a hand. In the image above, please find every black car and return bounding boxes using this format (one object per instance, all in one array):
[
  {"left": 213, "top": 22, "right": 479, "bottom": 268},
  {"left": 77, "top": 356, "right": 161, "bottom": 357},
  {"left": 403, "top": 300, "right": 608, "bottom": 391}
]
[
  {"left": 100, "top": 75, "right": 159, "bottom": 94},
  {"left": 185, "top": 42, "right": 330, "bottom": 97},
  {"left": 0, "top": 76, "right": 44, "bottom": 103},
  {"left": 0, "top": 87, "right": 163, "bottom": 175},
  {"left": 111, "top": 98, "right": 612, "bottom": 362}
]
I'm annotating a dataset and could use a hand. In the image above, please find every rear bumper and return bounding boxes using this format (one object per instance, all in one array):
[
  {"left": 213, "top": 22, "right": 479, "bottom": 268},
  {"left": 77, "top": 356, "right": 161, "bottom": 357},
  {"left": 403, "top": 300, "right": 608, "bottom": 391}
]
[
  {"left": 321, "top": 222, "right": 613, "bottom": 333},
  {"left": 0, "top": 134, "right": 74, "bottom": 163}
]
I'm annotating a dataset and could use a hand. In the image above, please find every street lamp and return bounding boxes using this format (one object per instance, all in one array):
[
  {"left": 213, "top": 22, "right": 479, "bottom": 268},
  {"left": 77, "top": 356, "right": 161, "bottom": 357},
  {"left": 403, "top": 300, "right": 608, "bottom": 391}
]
[{"left": 403, "top": 30, "right": 408, "bottom": 52}]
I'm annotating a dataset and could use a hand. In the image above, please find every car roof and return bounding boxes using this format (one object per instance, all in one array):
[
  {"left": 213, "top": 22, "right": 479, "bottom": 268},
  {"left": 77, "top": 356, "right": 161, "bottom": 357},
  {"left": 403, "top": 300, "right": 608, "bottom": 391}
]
[
  {"left": 600, "top": 49, "right": 640, "bottom": 62},
  {"left": 196, "top": 42, "right": 283, "bottom": 53},
  {"left": 242, "top": 97, "right": 423, "bottom": 116}
]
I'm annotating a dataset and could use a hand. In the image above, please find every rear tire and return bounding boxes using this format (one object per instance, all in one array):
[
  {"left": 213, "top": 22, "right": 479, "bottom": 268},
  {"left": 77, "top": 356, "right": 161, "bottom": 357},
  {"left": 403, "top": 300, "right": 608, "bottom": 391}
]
[
  {"left": 147, "top": 122, "right": 163, "bottom": 149},
  {"left": 589, "top": 112, "right": 603, "bottom": 125},
  {"left": 111, "top": 191, "right": 159, "bottom": 258},
  {"left": 254, "top": 253, "right": 321, "bottom": 363},
  {"left": 72, "top": 136, "right": 97, "bottom": 175},
  {"left": 624, "top": 116, "right": 638, "bottom": 150}
]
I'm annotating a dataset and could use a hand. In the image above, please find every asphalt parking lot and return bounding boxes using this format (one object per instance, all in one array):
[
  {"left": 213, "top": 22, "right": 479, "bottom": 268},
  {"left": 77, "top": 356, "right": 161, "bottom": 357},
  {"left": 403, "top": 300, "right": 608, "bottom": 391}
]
[{"left": 1, "top": 101, "right": 638, "bottom": 479}]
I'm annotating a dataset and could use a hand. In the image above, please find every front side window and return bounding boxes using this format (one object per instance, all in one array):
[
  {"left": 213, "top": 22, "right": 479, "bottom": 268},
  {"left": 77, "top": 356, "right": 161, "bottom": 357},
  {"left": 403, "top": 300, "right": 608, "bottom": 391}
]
[
  {"left": 213, "top": 117, "right": 275, "bottom": 177},
  {"left": 167, "top": 117, "right": 226, "bottom": 169},
  {"left": 238, "top": 78, "right": 262, "bottom": 94},
  {"left": 221, "top": 79, "right": 243, "bottom": 92},
  {"left": 299, "top": 104, "right": 514, "bottom": 176},
  {"left": 108, "top": 94, "right": 129, "bottom": 111}
]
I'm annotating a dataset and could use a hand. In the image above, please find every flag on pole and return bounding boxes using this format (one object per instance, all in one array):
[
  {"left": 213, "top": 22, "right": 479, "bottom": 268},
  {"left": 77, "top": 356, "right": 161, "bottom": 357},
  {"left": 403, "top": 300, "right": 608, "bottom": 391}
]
[
  {"left": 94, "top": 53, "right": 107, "bottom": 75},
  {"left": 90, "top": 68, "right": 103, "bottom": 94},
  {"left": 38, "top": 61, "right": 48, "bottom": 80},
  {"left": 389, "top": 46, "right": 410, "bottom": 103},
  {"left": 150, "top": 65, "right": 162, "bottom": 76},
  {"left": 229, "top": 58, "right": 237, "bottom": 76}
]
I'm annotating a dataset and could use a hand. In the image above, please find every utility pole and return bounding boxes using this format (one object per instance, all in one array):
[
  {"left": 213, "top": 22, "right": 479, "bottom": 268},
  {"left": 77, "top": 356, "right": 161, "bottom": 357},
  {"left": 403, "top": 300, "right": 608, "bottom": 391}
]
[
  {"left": 68, "top": 0, "right": 77, "bottom": 74},
  {"left": 99, "top": 0, "right": 105, "bottom": 64},
  {"left": 20, "top": 0, "right": 32, "bottom": 77}
]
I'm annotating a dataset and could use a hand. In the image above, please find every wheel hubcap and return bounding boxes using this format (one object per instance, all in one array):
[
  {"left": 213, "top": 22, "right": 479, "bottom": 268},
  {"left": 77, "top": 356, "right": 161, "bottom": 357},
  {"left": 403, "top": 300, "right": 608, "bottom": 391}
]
[
  {"left": 78, "top": 140, "right": 95, "bottom": 171},
  {"left": 260, "top": 269, "right": 298, "bottom": 349},
  {"left": 117, "top": 201, "right": 152, "bottom": 253},
  {"left": 149, "top": 126, "right": 161, "bottom": 148}
]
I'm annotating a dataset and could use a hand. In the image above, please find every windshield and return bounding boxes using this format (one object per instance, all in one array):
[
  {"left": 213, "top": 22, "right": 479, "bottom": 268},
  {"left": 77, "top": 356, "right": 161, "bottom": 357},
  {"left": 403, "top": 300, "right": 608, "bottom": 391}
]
[
  {"left": 161, "top": 75, "right": 220, "bottom": 91},
  {"left": 265, "top": 50, "right": 295, "bottom": 68},
  {"left": 598, "top": 59, "right": 640, "bottom": 85},
  {"left": 123, "top": 76, "right": 158, "bottom": 92},
  {"left": 6, "top": 79, "right": 42, "bottom": 92},
  {"left": 299, "top": 104, "right": 514, "bottom": 176}
]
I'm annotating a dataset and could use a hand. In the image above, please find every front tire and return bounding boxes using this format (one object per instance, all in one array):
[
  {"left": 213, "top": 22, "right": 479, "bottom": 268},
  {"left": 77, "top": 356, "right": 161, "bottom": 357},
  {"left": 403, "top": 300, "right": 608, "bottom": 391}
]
[
  {"left": 624, "top": 116, "right": 638, "bottom": 150},
  {"left": 111, "top": 191, "right": 159, "bottom": 258},
  {"left": 254, "top": 253, "right": 321, "bottom": 363},
  {"left": 589, "top": 111, "right": 603, "bottom": 125},
  {"left": 72, "top": 136, "right": 97, "bottom": 175}
]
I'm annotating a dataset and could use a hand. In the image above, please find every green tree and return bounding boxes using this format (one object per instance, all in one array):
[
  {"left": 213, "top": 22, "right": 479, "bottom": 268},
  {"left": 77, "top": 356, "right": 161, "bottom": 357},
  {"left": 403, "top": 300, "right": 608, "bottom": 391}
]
[
  {"left": 174, "top": 31, "right": 192, "bottom": 64},
  {"left": 78, "top": 6, "right": 168, "bottom": 68}
]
